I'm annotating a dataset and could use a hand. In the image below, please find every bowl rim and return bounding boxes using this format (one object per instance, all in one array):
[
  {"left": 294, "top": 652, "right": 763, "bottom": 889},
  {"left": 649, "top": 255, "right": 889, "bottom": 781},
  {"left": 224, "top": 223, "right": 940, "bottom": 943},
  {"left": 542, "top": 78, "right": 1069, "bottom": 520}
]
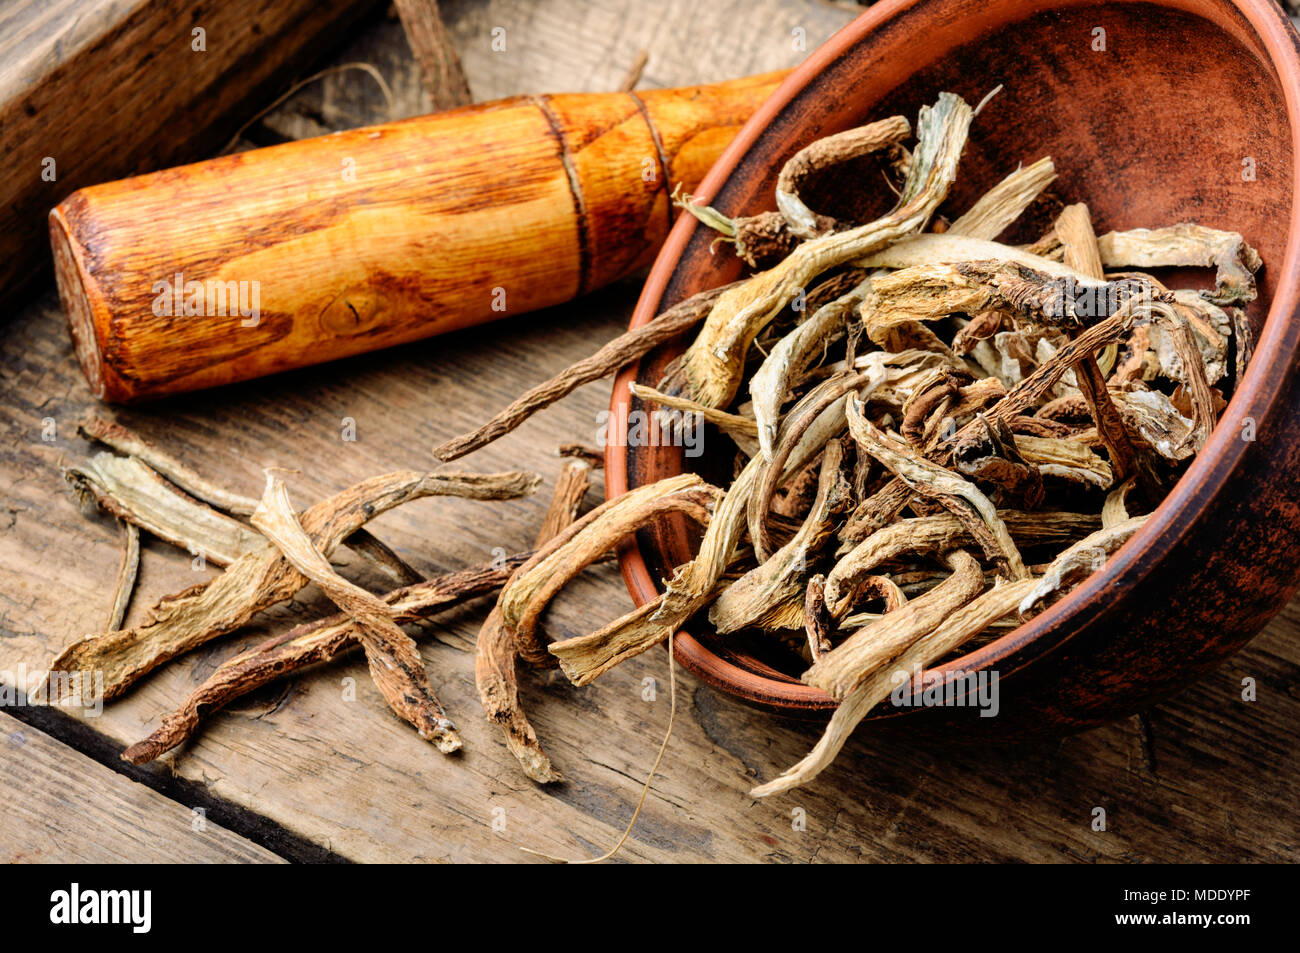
[{"left": 606, "top": 0, "right": 1300, "bottom": 711}]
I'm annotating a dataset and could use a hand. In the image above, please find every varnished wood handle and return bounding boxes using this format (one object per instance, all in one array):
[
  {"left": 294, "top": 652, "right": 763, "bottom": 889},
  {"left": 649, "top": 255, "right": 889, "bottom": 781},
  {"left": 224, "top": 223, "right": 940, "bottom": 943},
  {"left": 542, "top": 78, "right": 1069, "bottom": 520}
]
[{"left": 50, "top": 71, "right": 786, "bottom": 403}]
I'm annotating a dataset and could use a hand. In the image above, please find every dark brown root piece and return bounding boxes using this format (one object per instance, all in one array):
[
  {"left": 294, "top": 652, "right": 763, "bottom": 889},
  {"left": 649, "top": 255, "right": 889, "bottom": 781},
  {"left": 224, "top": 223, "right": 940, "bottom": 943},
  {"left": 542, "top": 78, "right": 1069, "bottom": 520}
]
[
  {"left": 433, "top": 282, "right": 738, "bottom": 461},
  {"left": 122, "top": 555, "right": 526, "bottom": 765},
  {"left": 803, "top": 575, "right": 832, "bottom": 661}
]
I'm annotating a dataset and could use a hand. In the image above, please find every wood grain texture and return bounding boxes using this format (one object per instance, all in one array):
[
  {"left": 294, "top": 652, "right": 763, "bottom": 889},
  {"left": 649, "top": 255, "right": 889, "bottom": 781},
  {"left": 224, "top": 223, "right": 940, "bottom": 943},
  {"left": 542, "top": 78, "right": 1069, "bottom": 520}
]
[
  {"left": 0, "top": 712, "right": 283, "bottom": 863},
  {"left": 1, "top": 0, "right": 1295, "bottom": 864},
  {"left": 53, "top": 73, "right": 782, "bottom": 403},
  {"left": 0, "top": 0, "right": 379, "bottom": 307}
]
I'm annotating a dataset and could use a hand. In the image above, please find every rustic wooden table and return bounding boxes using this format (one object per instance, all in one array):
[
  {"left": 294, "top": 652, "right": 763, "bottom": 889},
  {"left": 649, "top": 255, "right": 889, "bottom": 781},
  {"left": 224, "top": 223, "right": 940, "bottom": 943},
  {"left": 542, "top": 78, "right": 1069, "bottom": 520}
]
[{"left": 1, "top": 0, "right": 1296, "bottom": 863}]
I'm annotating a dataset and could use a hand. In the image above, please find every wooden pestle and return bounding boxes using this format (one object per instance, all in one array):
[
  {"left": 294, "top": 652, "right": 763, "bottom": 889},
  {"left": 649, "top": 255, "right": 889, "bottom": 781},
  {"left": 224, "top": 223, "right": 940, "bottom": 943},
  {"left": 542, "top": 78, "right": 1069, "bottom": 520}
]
[{"left": 50, "top": 71, "right": 786, "bottom": 403}]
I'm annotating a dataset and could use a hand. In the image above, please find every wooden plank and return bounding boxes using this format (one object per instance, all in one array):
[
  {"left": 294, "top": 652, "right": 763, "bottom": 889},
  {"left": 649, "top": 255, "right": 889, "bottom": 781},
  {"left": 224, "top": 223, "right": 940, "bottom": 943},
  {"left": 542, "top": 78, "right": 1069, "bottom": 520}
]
[
  {"left": 0, "top": 0, "right": 1296, "bottom": 864},
  {"left": 0, "top": 0, "right": 379, "bottom": 306},
  {"left": 0, "top": 711, "right": 283, "bottom": 863}
]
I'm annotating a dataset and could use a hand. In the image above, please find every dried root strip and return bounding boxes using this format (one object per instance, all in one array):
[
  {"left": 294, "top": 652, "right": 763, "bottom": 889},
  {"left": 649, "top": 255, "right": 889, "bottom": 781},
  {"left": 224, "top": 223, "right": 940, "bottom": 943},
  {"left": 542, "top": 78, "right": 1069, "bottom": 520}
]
[
  {"left": 477, "top": 606, "right": 562, "bottom": 782},
  {"left": 533, "top": 459, "right": 593, "bottom": 547},
  {"left": 826, "top": 510, "right": 1096, "bottom": 613},
  {"left": 122, "top": 555, "right": 525, "bottom": 765},
  {"left": 711, "top": 441, "right": 850, "bottom": 634},
  {"left": 856, "top": 234, "right": 1085, "bottom": 279},
  {"left": 500, "top": 473, "right": 720, "bottom": 661},
  {"left": 549, "top": 595, "right": 666, "bottom": 687},
  {"left": 551, "top": 404, "right": 844, "bottom": 686},
  {"left": 1055, "top": 203, "right": 1144, "bottom": 486},
  {"left": 78, "top": 415, "right": 417, "bottom": 587},
  {"left": 251, "top": 475, "right": 462, "bottom": 752},
  {"left": 107, "top": 520, "right": 140, "bottom": 632},
  {"left": 947, "top": 157, "right": 1057, "bottom": 240},
  {"left": 1167, "top": 316, "right": 1217, "bottom": 452},
  {"left": 774, "top": 115, "right": 913, "bottom": 238},
  {"left": 753, "top": 575, "right": 1036, "bottom": 797},
  {"left": 804, "top": 575, "right": 832, "bottom": 660},
  {"left": 1096, "top": 224, "right": 1261, "bottom": 305},
  {"left": 846, "top": 399, "right": 1029, "bottom": 580},
  {"left": 666, "top": 93, "right": 975, "bottom": 409},
  {"left": 804, "top": 550, "right": 984, "bottom": 700},
  {"left": 1015, "top": 434, "right": 1113, "bottom": 488},
  {"left": 958, "top": 304, "right": 1149, "bottom": 434},
  {"left": 47, "top": 469, "right": 539, "bottom": 701},
  {"left": 752, "top": 372, "right": 876, "bottom": 559},
  {"left": 629, "top": 382, "right": 760, "bottom": 447},
  {"left": 859, "top": 258, "right": 1136, "bottom": 336},
  {"left": 1102, "top": 477, "right": 1137, "bottom": 529},
  {"left": 477, "top": 459, "right": 598, "bottom": 782},
  {"left": 433, "top": 282, "right": 735, "bottom": 461},
  {"left": 1019, "top": 515, "right": 1149, "bottom": 618},
  {"left": 749, "top": 277, "right": 874, "bottom": 461},
  {"left": 79, "top": 415, "right": 259, "bottom": 515},
  {"left": 65, "top": 453, "right": 264, "bottom": 566}
]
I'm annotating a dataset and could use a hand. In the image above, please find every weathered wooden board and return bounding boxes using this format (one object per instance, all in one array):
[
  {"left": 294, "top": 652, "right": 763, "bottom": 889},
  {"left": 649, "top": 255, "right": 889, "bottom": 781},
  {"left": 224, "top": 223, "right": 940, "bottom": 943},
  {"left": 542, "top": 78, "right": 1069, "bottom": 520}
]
[
  {"left": 0, "top": 0, "right": 1296, "bottom": 863},
  {"left": 0, "top": 711, "right": 282, "bottom": 863},
  {"left": 0, "top": 0, "right": 380, "bottom": 306}
]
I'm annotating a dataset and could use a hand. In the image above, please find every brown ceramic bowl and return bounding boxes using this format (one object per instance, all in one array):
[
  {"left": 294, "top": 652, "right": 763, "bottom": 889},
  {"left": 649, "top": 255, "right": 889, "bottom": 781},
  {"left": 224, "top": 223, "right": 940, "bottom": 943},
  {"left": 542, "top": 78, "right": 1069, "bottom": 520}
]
[{"left": 606, "top": 0, "right": 1300, "bottom": 734}]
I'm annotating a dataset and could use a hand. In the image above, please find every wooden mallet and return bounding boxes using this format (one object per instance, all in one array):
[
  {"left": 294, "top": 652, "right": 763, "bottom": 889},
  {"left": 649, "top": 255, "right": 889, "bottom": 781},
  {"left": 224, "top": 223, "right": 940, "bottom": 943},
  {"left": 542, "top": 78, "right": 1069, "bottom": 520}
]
[{"left": 50, "top": 72, "right": 785, "bottom": 403}]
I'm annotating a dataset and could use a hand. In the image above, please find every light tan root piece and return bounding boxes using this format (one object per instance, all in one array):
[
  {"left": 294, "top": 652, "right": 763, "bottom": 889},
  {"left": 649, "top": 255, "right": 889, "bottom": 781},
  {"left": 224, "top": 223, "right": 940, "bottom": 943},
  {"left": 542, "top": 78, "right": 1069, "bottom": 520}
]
[
  {"left": 65, "top": 453, "right": 264, "bottom": 567},
  {"left": 78, "top": 415, "right": 260, "bottom": 515},
  {"left": 803, "top": 550, "right": 985, "bottom": 700},
  {"left": 107, "top": 520, "right": 140, "bottom": 632},
  {"left": 78, "top": 415, "right": 410, "bottom": 584},
  {"left": 251, "top": 474, "right": 462, "bottom": 752},
  {"left": 749, "top": 278, "right": 875, "bottom": 461},
  {"left": 500, "top": 473, "right": 720, "bottom": 661},
  {"left": 753, "top": 575, "right": 1037, "bottom": 797},
  {"left": 827, "top": 509, "right": 1097, "bottom": 613},
  {"left": 774, "top": 115, "right": 913, "bottom": 238},
  {"left": 475, "top": 459, "right": 595, "bottom": 782},
  {"left": 710, "top": 440, "right": 851, "bottom": 633},
  {"left": 1096, "top": 223, "right": 1261, "bottom": 305},
  {"left": 1102, "top": 477, "right": 1138, "bottom": 529},
  {"left": 549, "top": 397, "right": 848, "bottom": 686},
  {"left": 477, "top": 606, "right": 562, "bottom": 782},
  {"left": 946, "top": 157, "right": 1057, "bottom": 240},
  {"left": 1018, "top": 515, "right": 1149, "bottom": 617}
]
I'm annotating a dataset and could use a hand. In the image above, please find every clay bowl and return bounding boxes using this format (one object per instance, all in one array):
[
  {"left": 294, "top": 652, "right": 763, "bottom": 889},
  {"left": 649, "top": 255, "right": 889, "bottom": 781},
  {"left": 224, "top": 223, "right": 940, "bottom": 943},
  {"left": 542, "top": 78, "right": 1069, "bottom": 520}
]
[{"left": 606, "top": 0, "right": 1300, "bottom": 735}]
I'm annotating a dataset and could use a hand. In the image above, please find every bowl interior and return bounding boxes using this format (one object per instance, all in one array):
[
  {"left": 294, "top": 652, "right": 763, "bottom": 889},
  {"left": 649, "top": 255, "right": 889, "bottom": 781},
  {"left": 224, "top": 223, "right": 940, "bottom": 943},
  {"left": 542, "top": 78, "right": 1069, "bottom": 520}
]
[{"left": 619, "top": 0, "right": 1296, "bottom": 711}]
